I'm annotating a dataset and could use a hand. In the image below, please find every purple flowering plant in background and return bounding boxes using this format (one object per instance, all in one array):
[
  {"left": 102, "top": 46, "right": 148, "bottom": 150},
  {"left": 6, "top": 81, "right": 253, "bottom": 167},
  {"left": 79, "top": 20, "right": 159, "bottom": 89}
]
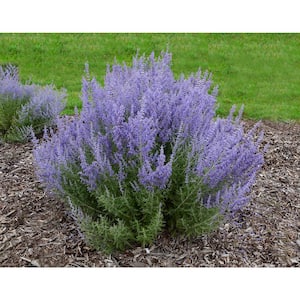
[
  {"left": 33, "top": 52, "right": 265, "bottom": 253},
  {"left": 0, "top": 64, "right": 66, "bottom": 142}
]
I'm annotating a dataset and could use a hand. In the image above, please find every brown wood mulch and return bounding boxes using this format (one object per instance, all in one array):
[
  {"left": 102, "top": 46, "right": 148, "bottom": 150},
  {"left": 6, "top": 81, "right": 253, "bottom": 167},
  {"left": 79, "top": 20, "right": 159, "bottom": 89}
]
[{"left": 0, "top": 120, "right": 299, "bottom": 267}]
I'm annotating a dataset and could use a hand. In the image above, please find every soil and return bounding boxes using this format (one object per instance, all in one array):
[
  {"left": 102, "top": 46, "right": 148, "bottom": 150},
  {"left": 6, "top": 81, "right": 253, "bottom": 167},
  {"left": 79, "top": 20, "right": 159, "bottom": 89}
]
[{"left": 0, "top": 120, "right": 299, "bottom": 267}]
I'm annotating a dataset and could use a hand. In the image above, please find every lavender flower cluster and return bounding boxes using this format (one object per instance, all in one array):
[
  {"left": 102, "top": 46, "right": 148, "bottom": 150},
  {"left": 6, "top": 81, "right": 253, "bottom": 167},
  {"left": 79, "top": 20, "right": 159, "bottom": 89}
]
[
  {"left": 0, "top": 64, "right": 66, "bottom": 142},
  {"left": 0, "top": 64, "right": 34, "bottom": 100},
  {"left": 33, "top": 52, "right": 264, "bottom": 251}
]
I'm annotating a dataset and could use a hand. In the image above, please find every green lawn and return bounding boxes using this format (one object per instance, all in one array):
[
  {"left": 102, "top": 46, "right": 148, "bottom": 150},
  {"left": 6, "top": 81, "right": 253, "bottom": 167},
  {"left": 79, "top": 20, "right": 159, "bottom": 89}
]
[{"left": 0, "top": 33, "right": 299, "bottom": 121}]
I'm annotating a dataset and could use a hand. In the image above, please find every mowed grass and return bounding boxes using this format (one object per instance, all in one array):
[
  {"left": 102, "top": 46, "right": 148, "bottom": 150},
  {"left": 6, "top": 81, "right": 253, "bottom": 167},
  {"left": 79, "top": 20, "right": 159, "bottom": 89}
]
[{"left": 0, "top": 33, "right": 299, "bottom": 121}]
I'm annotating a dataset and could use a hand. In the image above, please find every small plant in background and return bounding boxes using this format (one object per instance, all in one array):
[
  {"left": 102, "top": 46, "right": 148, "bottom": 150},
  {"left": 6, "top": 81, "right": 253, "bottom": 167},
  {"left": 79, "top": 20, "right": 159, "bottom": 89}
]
[
  {"left": 33, "top": 51, "right": 265, "bottom": 254},
  {"left": 0, "top": 64, "right": 66, "bottom": 142}
]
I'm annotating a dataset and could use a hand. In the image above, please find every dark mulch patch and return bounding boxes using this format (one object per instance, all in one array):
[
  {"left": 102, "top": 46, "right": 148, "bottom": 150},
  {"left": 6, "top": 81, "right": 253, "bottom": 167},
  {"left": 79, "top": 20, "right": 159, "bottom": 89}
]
[{"left": 1, "top": 120, "right": 299, "bottom": 267}]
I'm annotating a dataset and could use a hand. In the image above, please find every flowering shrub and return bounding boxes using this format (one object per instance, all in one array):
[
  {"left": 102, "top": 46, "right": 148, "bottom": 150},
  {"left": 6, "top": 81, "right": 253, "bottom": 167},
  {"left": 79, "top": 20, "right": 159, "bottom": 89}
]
[
  {"left": 33, "top": 52, "right": 264, "bottom": 253},
  {"left": 0, "top": 64, "right": 66, "bottom": 142}
]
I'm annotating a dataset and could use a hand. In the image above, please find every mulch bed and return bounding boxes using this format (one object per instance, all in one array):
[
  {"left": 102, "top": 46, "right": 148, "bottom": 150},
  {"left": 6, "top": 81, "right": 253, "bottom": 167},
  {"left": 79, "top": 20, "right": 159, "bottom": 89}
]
[{"left": 1, "top": 120, "right": 299, "bottom": 267}]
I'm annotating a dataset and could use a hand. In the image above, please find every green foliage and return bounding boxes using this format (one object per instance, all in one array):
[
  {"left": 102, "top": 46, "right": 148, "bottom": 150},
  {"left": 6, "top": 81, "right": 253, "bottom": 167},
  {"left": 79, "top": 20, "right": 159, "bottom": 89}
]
[
  {"left": 163, "top": 142, "right": 222, "bottom": 237},
  {"left": 60, "top": 144, "right": 222, "bottom": 253},
  {"left": 81, "top": 217, "right": 134, "bottom": 255},
  {"left": 0, "top": 94, "right": 29, "bottom": 134},
  {"left": 60, "top": 164, "right": 100, "bottom": 218},
  {"left": 165, "top": 181, "right": 222, "bottom": 237},
  {"left": 0, "top": 94, "right": 29, "bottom": 139},
  {"left": 61, "top": 163, "right": 164, "bottom": 253},
  {"left": 4, "top": 125, "right": 33, "bottom": 143}
]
